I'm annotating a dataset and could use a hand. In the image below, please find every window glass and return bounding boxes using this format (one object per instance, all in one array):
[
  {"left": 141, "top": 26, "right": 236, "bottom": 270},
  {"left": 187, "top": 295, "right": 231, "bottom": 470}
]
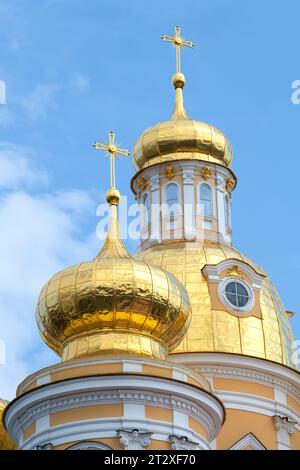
[
  {"left": 166, "top": 183, "right": 178, "bottom": 206},
  {"left": 200, "top": 184, "right": 212, "bottom": 216},
  {"left": 224, "top": 281, "right": 249, "bottom": 308}
]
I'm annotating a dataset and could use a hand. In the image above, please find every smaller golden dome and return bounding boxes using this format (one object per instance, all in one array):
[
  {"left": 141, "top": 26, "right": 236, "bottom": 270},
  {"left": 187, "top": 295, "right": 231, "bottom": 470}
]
[
  {"left": 133, "top": 74, "right": 232, "bottom": 170},
  {"left": 0, "top": 400, "right": 16, "bottom": 450},
  {"left": 36, "top": 197, "right": 191, "bottom": 361}
]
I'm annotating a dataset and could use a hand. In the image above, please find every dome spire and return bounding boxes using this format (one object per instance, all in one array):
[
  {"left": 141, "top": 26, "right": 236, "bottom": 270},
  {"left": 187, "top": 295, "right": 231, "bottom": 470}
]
[
  {"left": 161, "top": 25, "right": 195, "bottom": 120},
  {"left": 37, "top": 129, "right": 191, "bottom": 362},
  {"left": 93, "top": 130, "right": 131, "bottom": 259}
]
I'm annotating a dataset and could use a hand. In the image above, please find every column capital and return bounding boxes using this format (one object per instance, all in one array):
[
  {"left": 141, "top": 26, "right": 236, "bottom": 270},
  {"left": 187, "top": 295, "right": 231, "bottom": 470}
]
[
  {"left": 169, "top": 435, "right": 199, "bottom": 450},
  {"left": 216, "top": 175, "right": 225, "bottom": 191},
  {"left": 149, "top": 175, "right": 160, "bottom": 191},
  {"left": 183, "top": 171, "right": 195, "bottom": 185},
  {"left": 36, "top": 443, "right": 53, "bottom": 450},
  {"left": 273, "top": 415, "right": 297, "bottom": 434},
  {"left": 118, "top": 429, "right": 152, "bottom": 450}
]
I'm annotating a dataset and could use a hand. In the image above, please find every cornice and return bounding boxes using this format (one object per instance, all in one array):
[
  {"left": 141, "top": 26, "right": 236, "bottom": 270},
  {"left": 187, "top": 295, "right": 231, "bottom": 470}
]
[
  {"left": 20, "top": 417, "right": 211, "bottom": 450},
  {"left": 15, "top": 390, "right": 215, "bottom": 440},
  {"left": 7, "top": 376, "right": 223, "bottom": 443},
  {"left": 131, "top": 160, "right": 236, "bottom": 195},
  {"left": 171, "top": 353, "right": 300, "bottom": 402}
]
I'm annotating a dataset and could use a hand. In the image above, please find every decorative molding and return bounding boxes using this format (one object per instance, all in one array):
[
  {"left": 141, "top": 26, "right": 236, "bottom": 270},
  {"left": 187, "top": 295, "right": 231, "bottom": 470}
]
[
  {"left": 226, "top": 177, "right": 236, "bottom": 193},
  {"left": 165, "top": 166, "right": 175, "bottom": 180},
  {"left": 171, "top": 353, "right": 300, "bottom": 404},
  {"left": 228, "top": 433, "right": 266, "bottom": 450},
  {"left": 149, "top": 175, "right": 160, "bottom": 191},
  {"left": 118, "top": 429, "right": 152, "bottom": 450},
  {"left": 131, "top": 159, "right": 235, "bottom": 196},
  {"left": 36, "top": 443, "right": 53, "bottom": 450},
  {"left": 18, "top": 356, "right": 209, "bottom": 398},
  {"left": 183, "top": 172, "right": 195, "bottom": 185},
  {"left": 20, "top": 416, "right": 211, "bottom": 450},
  {"left": 169, "top": 435, "right": 199, "bottom": 450},
  {"left": 273, "top": 415, "right": 297, "bottom": 434},
  {"left": 214, "top": 391, "right": 296, "bottom": 419},
  {"left": 9, "top": 383, "right": 218, "bottom": 443},
  {"left": 202, "top": 258, "right": 266, "bottom": 288},
  {"left": 67, "top": 441, "right": 112, "bottom": 450},
  {"left": 224, "top": 265, "right": 246, "bottom": 280},
  {"left": 201, "top": 167, "right": 213, "bottom": 180},
  {"left": 137, "top": 177, "right": 147, "bottom": 191},
  {"left": 193, "top": 365, "right": 300, "bottom": 402},
  {"left": 216, "top": 175, "right": 225, "bottom": 191}
]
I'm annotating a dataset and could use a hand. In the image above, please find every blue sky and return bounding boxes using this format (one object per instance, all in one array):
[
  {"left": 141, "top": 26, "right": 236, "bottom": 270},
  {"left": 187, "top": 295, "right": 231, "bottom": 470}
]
[{"left": 0, "top": 0, "right": 300, "bottom": 397}]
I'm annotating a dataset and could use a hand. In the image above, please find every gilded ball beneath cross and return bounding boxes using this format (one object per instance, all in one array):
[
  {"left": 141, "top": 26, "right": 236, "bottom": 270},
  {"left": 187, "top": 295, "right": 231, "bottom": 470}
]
[
  {"left": 172, "top": 72, "right": 186, "bottom": 89},
  {"left": 106, "top": 188, "right": 121, "bottom": 205}
]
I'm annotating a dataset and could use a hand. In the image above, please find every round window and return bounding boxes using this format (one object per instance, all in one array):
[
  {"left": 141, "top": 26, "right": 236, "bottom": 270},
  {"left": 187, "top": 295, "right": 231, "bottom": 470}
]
[
  {"left": 224, "top": 281, "right": 249, "bottom": 308},
  {"left": 218, "top": 277, "right": 254, "bottom": 313}
]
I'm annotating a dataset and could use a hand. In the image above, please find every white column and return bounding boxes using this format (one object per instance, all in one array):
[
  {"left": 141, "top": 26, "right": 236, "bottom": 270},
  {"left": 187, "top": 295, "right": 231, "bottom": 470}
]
[
  {"left": 273, "top": 415, "right": 296, "bottom": 450},
  {"left": 183, "top": 171, "right": 196, "bottom": 241},
  {"left": 124, "top": 403, "right": 145, "bottom": 419},
  {"left": 216, "top": 174, "right": 230, "bottom": 244},
  {"left": 36, "top": 414, "right": 50, "bottom": 433},
  {"left": 149, "top": 175, "right": 161, "bottom": 243}
]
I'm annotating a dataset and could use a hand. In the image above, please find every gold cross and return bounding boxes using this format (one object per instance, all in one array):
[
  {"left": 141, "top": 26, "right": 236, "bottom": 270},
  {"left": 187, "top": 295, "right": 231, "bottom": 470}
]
[
  {"left": 93, "top": 131, "right": 130, "bottom": 189},
  {"left": 161, "top": 25, "right": 195, "bottom": 74}
]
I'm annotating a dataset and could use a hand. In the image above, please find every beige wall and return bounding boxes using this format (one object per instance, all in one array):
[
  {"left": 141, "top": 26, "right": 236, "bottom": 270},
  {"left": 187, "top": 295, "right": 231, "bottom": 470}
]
[
  {"left": 145, "top": 406, "right": 172, "bottom": 422},
  {"left": 217, "top": 409, "right": 277, "bottom": 449},
  {"left": 50, "top": 404, "right": 123, "bottom": 427},
  {"left": 213, "top": 377, "right": 274, "bottom": 399},
  {"left": 23, "top": 421, "right": 36, "bottom": 441},
  {"left": 290, "top": 430, "right": 300, "bottom": 450}
]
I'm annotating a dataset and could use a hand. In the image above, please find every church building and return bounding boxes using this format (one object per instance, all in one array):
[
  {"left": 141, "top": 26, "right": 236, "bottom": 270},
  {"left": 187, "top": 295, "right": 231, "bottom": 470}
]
[{"left": 1, "top": 26, "right": 300, "bottom": 451}]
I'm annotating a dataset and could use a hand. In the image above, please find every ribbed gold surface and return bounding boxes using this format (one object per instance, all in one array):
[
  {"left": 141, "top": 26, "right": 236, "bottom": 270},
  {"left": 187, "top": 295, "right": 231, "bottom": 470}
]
[
  {"left": 135, "top": 242, "right": 295, "bottom": 367},
  {"left": 0, "top": 400, "right": 15, "bottom": 450},
  {"left": 36, "top": 255, "right": 191, "bottom": 361},
  {"left": 133, "top": 120, "right": 232, "bottom": 171},
  {"left": 133, "top": 74, "right": 233, "bottom": 171}
]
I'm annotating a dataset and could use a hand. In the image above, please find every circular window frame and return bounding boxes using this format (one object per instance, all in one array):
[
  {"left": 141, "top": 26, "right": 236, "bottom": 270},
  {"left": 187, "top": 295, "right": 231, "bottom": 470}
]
[{"left": 218, "top": 277, "right": 254, "bottom": 315}]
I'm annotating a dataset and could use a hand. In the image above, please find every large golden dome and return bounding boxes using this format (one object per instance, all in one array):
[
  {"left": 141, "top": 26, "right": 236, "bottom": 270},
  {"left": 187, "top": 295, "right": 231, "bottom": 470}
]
[
  {"left": 0, "top": 400, "right": 15, "bottom": 450},
  {"left": 135, "top": 241, "right": 296, "bottom": 368},
  {"left": 36, "top": 194, "right": 191, "bottom": 361},
  {"left": 133, "top": 73, "right": 233, "bottom": 171}
]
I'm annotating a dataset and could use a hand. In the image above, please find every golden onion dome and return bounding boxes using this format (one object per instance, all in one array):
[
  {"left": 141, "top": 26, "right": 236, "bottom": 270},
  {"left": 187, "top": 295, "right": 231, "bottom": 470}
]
[
  {"left": 0, "top": 400, "right": 16, "bottom": 450},
  {"left": 132, "top": 73, "right": 233, "bottom": 171},
  {"left": 36, "top": 192, "right": 191, "bottom": 362},
  {"left": 135, "top": 241, "right": 296, "bottom": 368}
]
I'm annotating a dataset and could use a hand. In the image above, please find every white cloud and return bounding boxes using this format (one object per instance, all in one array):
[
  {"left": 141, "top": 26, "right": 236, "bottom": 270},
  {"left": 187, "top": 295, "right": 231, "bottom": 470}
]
[
  {"left": 0, "top": 143, "right": 98, "bottom": 399},
  {"left": 21, "top": 83, "right": 58, "bottom": 121},
  {"left": 0, "top": 142, "right": 49, "bottom": 189},
  {"left": 70, "top": 72, "right": 90, "bottom": 92}
]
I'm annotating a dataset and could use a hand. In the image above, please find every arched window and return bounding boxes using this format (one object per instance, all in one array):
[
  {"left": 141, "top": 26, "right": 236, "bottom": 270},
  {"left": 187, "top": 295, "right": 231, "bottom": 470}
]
[
  {"left": 67, "top": 441, "right": 112, "bottom": 450},
  {"left": 165, "top": 183, "right": 178, "bottom": 206},
  {"left": 225, "top": 195, "right": 230, "bottom": 226},
  {"left": 200, "top": 183, "right": 213, "bottom": 216},
  {"left": 165, "top": 183, "right": 179, "bottom": 212}
]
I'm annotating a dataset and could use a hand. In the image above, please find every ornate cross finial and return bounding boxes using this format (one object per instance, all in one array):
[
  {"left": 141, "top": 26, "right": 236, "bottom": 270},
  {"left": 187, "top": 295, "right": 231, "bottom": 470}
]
[
  {"left": 93, "top": 131, "right": 130, "bottom": 189},
  {"left": 161, "top": 25, "right": 195, "bottom": 74}
]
